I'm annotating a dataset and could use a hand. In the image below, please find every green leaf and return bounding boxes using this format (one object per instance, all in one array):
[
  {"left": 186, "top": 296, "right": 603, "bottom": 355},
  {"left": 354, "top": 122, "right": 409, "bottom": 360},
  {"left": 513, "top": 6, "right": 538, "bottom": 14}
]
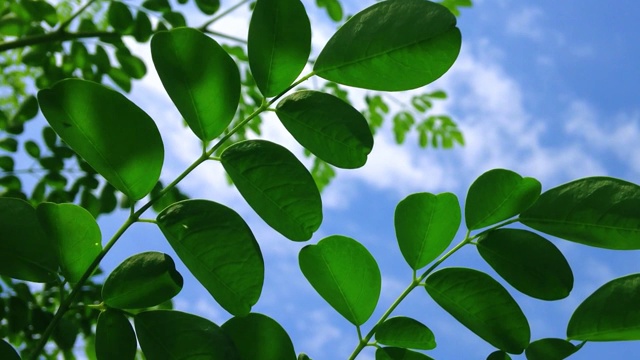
[
  {"left": 487, "top": 351, "right": 512, "bottom": 360},
  {"left": 314, "top": 0, "right": 461, "bottom": 91},
  {"left": 0, "top": 156, "right": 13, "bottom": 171},
  {"left": 394, "top": 192, "right": 460, "bottom": 270},
  {"left": 36, "top": 203, "right": 102, "bottom": 283},
  {"left": 133, "top": 11, "right": 153, "bottom": 42},
  {"left": 525, "top": 338, "right": 579, "bottom": 360},
  {"left": 102, "top": 252, "right": 183, "bottom": 309},
  {"left": 477, "top": 229, "right": 573, "bottom": 300},
  {"left": 0, "top": 198, "right": 58, "bottom": 282},
  {"left": 195, "top": 0, "right": 220, "bottom": 15},
  {"left": 375, "top": 347, "right": 434, "bottom": 360},
  {"left": 108, "top": 1, "right": 134, "bottom": 32},
  {"left": 299, "top": 235, "right": 381, "bottom": 326},
  {"left": 568, "top": 273, "right": 640, "bottom": 341},
  {"left": 12, "top": 95, "right": 39, "bottom": 123},
  {"left": 376, "top": 316, "right": 436, "bottom": 350},
  {"left": 0, "top": 138, "right": 17, "bottom": 152},
  {"left": 425, "top": 267, "right": 530, "bottom": 354},
  {"left": 107, "top": 67, "right": 132, "bottom": 92},
  {"left": 315, "top": 0, "right": 342, "bottom": 21},
  {"left": 96, "top": 309, "right": 137, "bottom": 360},
  {"left": 156, "top": 200, "right": 264, "bottom": 316},
  {"left": 163, "top": 11, "right": 186, "bottom": 28},
  {"left": 221, "top": 140, "right": 322, "bottom": 241},
  {"left": 116, "top": 50, "right": 146, "bottom": 79},
  {"left": 222, "top": 313, "right": 296, "bottom": 360},
  {"left": 38, "top": 79, "right": 164, "bottom": 200},
  {"left": 276, "top": 91, "right": 373, "bottom": 168},
  {"left": 0, "top": 339, "right": 20, "bottom": 360},
  {"left": 520, "top": 177, "right": 640, "bottom": 249},
  {"left": 151, "top": 28, "right": 240, "bottom": 141},
  {"left": 135, "top": 310, "right": 239, "bottom": 360},
  {"left": 248, "top": 0, "right": 311, "bottom": 97},
  {"left": 24, "top": 140, "right": 40, "bottom": 158},
  {"left": 465, "top": 169, "right": 541, "bottom": 230}
]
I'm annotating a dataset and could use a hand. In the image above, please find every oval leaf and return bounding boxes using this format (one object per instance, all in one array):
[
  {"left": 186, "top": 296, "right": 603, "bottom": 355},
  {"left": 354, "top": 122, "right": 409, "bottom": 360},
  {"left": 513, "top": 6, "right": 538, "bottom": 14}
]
[
  {"left": 525, "top": 338, "right": 580, "bottom": 360},
  {"left": 520, "top": 177, "right": 640, "bottom": 249},
  {"left": 376, "top": 316, "right": 436, "bottom": 350},
  {"left": 375, "top": 347, "right": 434, "bottom": 360},
  {"left": 568, "top": 273, "right": 640, "bottom": 341},
  {"left": 195, "top": 0, "right": 220, "bottom": 15},
  {"left": 0, "top": 198, "right": 58, "bottom": 282},
  {"left": 248, "top": 0, "right": 311, "bottom": 97},
  {"left": 299, "top": 235, "right": 381, "bottom": 326},
  {"left": 96, "top": 309, "right": 137, "bottom": 360},
  {"left": 394, "top": 192, "right": 460, "bottom": 270},
  {"left": 135, "top": 310, "right": 239, "bottom": 360},
  {"left": 314, "top": 0, "right": 461, "bottom": 91},
  {"left": 221, "top": 140, "right": 322, "bottom": 241},
  {"left": 276, "top": 90, "right": 373, "bottom": 168},
  {"left": 151, "top": 28, "right": 240, "bottom": 141},
  {"left": 425, "top": 267, "right": 530, "bottom": 354},
  {"left": 477, "top": 229, "right": 573, "bottom": 300},
  {"left": 102, "top": 251, "right": 183, "bottom": 309},
  {"left": 156, "top": 200, "right": 264, "bottom": 316},
  {"left": 466, "top": 169, "right": 541, "bottom": 230},
  {"left": 36, "top": 203, "right": 102, "bottom": 283},
  {"left": 221, "top": 313, "right": 296, "bottom": 360},
  {"left": 487, "top": 351, "right": 512, "bottom": 360},
  {"left": 0, "top": 339, "right": 20, "bottom": 360},
  {"left": 38, "top": 79, "right": 164, "bottom": 200}
]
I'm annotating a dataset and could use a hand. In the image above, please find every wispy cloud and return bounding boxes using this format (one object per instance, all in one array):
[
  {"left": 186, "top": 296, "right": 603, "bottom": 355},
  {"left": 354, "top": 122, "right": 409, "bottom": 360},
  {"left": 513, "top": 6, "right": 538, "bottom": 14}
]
[{"left": 506, "top": 6, "right": 545, "bottom": 41}]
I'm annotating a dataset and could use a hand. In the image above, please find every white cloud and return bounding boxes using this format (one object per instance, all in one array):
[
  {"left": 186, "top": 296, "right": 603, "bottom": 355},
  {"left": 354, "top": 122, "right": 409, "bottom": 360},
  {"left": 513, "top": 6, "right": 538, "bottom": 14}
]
[{"left": 506, "top": 7, "right": 544, "bottom": 41}]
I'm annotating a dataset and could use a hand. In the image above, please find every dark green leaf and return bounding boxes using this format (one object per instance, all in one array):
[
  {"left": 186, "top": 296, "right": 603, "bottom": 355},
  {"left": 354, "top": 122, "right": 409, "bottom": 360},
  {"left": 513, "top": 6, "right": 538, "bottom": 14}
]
[
  {"left": 163, "top": 11, "right": 186, "bottom": 28},
  {"left": 221, "top": 140, "right": 322, "bottom": 241},
  {"left": 38, "top": 79, "right": 164, "bottom": 200},
  {"left": 276, "top": 90, "right": 373, "bottom": 168},
  {"left": 376, "top": 316, "right": 436, "bottom": 350},
  {"left": 151, "top": 28, "right": 241, "bottom": 141},
  {"left": 96, "top": 309, "right": 137, "bottom": 360},
  {"left": 0, "top": 156, "right": 13, "bottom": 171},
  {"left": 71, "top": 41, "right": 90, "bottom": 70},
  {"left": 314, "top": 0, "right": 461, "bottom": 91},
  {"left": 107, "top": 67, "right": 132, "bottom": 91},
  {"left": 477, "top": 229, "right": 573, "bottom": 300},
  {"left": 394, "top": 192, "right": 460, "bottom": 270},
  {"left": 248, "top": 0, "right": 311, "bottom": 97},
  {"left": 425, "top": 267, "right": 530, "bottom": 354},
  {"left": 525, "top": 338, "right": 579, "bottom": 360},
  {"left": 52, "top": 314, "right": 78, "bottom": 350},
  {"left": 93, "top": 45, "right": 111, "bottom": 73},
  {"left": 108, "top": 1, "right": 134, "bottom": 32},
  {"left": 36, "top": 202, "right": 102, "bottom": 283},
  {"left": 195, "top": 0, "right": 220, "bottom": 15},
  {"left": 568, "top": 273, "right": 640, "bottom": 341},
  {"left": 375, "top": 347, "right": 434, "bottom": 360},
  {"left": 135, "top": 310, "right": 239, "bottom": 360},
  {"left": 24, "top": 140, "right": 40, "bottom": 158},
  {"left": 299, "top": 235, "right": 381, "bottom": 325},
  {"left": 116, "top": 50, "right": 146, "bottom": 79},
  {"left": 487, "top": 351, "right": 511, "bottom": 360},
  {"left": 520, "top": 177, "right": 640, "bottom": 249},
  {"left": 12, "top": 95, "right": 39, "bottom": 123},
  {"left": 102, "top": 252, "right": 183, "bottom": 309},
  {"left": 7, "top": 297, "right": 28, "bottom": 333},
  {"left": 0, "top": 138, "right": 17, "bottom": 152},
  {"left": 133, "top": 11, "right": 153, "bottom": 42},
  {"left": 0, "top": 339, "right": 20, "bottom": 360},
  {"left": 143, "top": 0, "right": 171, "bottom": 12},
  {"left": 466, "top": 169, "right": 541, "bottom": 230},
  {"left": 157, "top": 200, "right": 264, "bottom": 316},
  {"left": 0, "top": 198, "right": 58, "bottom": 282},
  {"left": 222, "top": 313, "right": 296, "bottom": 360}
]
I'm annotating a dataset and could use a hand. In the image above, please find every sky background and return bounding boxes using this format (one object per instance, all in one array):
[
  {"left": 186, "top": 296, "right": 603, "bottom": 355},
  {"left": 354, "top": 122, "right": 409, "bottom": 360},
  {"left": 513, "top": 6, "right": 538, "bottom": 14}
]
[{"left": 84, "top": 0, "right": 640, "bottom": 359}]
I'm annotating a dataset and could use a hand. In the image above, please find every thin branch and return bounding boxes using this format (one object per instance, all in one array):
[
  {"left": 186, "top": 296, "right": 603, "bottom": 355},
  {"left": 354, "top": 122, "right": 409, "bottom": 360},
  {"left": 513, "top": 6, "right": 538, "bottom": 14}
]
[
  {"left": 203, "top": 30, "right": 247, "bottom": 44},
  {"left": 0, "top": 31, "right": 119, "bottom": 53},
  {"left": 57, "top": 0, "right": 100, "bottom": 31},
  {"left": 198, "top": 0, "right": 252, "bottom": 31}
]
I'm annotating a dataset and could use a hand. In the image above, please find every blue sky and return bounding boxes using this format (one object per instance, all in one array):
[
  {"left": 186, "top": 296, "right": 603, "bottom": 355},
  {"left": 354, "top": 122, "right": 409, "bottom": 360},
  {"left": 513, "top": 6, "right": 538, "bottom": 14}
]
[{"left": 91, "top": 0, "right": 640, "bottom": 359}]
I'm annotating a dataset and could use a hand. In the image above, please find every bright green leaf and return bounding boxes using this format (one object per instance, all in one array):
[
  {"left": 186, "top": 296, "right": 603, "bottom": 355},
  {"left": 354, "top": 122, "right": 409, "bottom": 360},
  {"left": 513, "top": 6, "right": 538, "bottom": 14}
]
[
  {"left": 248, "top": 0, "right": 311, "bottom": 97},
  {"left": 314, "top": 0, "right": 461, "bottom": 91},
  {"left": 0, "top": 339, "right": 20, "bottom": 360},
  {"left": 222, "top": 313, "right": 296, "bottom": 360},
  {"left": 151, "top": 28, "right": 240, "bottom": 141},
  {"left": 38, "top": 79, "right": 164, "bottom": 200},
  {"left": 525, "top": 338, "right": 579, "bottom": 360},
  {"left": 466, "top": 169, "right": 541, "bottom": 230},
  {"left": 299, "top": 235, "right": 381, "bottom": 326},
  {"left": 425, "top": 267, "right": 530, "bottom": 354},
  {"left": 156, "top": 200, "right": 264, "bottom": 316},
  {"left": 0, "top": 198, "right": 58, "bottom": 282},
  {"left": 276, "top": 90, "right": 373, "bottom": 168},
  {"left": 195, "top": 0, "right": 220, "bottom": 15},
  {"left": 568, "top": 273, "right": 640, "bottom": 341},
  {"left": 96, "top": 309, "right": 137, "bottom": 360},
  {"left": 375, "top": 347, "right": 434, "bottom": 360},
  {"left": 116, "top": 50, "right": 146, "bottom": 79},
  {"left": 394, "top": 192, "right": 460, "bottom": 270},
  {"left": 520, "top": 177, "right": 640, "bottom": 249},
  {"left": 36, "top": 203, "right": 102, "bottom": 283},
  {"left": 221, "top": 140, "right": 322, "bottom": 241},
  {"left": 108, "top": 1, "right": 134, "bottom": 32},
  {"left": 102, "top": 252, "right": 183, "bottom": 309},
  {"left": 135, "top": 310, "right": 240, "bottom": 360},
  {"left": 376, "top": 316, "right": 436, "bottom": 350},
  {"left": 477, "top": 229, "right": 573, "bottom": 300},
  {"left": 315, "top": 0, "right": 342, "bottom": 21}
]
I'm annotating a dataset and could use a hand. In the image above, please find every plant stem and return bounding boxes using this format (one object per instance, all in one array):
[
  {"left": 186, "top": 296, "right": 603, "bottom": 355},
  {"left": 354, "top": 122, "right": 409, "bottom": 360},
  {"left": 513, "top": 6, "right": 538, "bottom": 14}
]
[
  {"left": 0, "top": 31, "right": 119, "bottom": 53},
  {"left": 198, "top": 0, "right": 252, "bottom": 31},
  {"left": 57, "top": 0, "right": 99, "bottom": 31},
  {"left": 203, "top": 30, "right": 247, "bottom": 44}
]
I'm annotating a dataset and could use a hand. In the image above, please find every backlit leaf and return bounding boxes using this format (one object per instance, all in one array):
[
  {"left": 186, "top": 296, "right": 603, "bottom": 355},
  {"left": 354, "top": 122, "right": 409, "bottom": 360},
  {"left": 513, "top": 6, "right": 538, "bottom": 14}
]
[
  {"left": 222, "top": 313, "right": 296, "bottom": 360},
  {"left": 108, "top": 1, "right": 133, "bottom": 32},
  {"left": 276, "top": 90, "right": 373, "bottom": 168},
  {"left": 395, "top": 192, "right": 460, "bottom": 270},
  {"left": 221, "top": 140, "right": 322, "bottom": 241},
  {"left": 96, "top": 309, "right": 136, "bottom": 360},
  {"left": 375, "top": 347, "right": 434, "bottom": 360},
  {"left": 299, "top": 235, "right": 381, "bottom": 325},
  {"left": 525, "top": 338, "right": 579, "bottom": 360},
  {"left": 425, "top": 267, "right": 530, "bottom": 354},
  {"left": 38, "top": 79, "right": 164, "bottom": 200},
  {"left": 376, "top": 316, "right": 436, "bottom": 350},
  {"left": 520, "top": 177, "right": 640, "bottom": 249},
  {"left": 314, "top": 0, "right": 461, "bottom": 91},
  {"left": 0, "top": 339, "right": 20, "bottom": 360},
  {"left": 157, "top": 200, "right": 264, "bottom": 316},
  {"left": 151, "top": 28, "right": 240, "bottom": 141}
]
